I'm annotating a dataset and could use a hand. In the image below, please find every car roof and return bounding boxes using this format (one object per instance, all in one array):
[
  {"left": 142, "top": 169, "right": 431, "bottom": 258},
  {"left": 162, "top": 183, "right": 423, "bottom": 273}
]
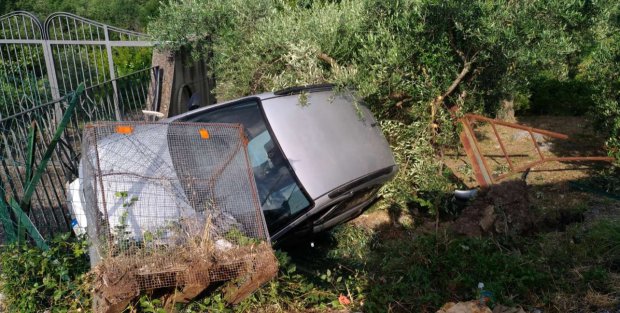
[
  {"left": 260, "top": 89, "right": 395, "bottom": 199},
  {"left": 169, "top": 86, "right": 396, "bottom": 200}
]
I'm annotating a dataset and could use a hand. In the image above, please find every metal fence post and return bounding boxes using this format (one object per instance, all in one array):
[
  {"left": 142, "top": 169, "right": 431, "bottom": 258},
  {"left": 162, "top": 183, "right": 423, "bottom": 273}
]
[
  {"left": 103, "top": 25, "right": 121, "bottom": 120},
  {"left": 42, "top": 40, "right": 60, "bottom": 100},
  {"left": 41, "top": 39, "right": 63, "bottom": 122}
]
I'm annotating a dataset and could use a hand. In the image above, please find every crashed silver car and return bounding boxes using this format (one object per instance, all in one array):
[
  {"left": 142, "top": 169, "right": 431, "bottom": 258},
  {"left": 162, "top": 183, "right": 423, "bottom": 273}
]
[{"left": 68, "top": 85, "right": 397, "bottom": 243}]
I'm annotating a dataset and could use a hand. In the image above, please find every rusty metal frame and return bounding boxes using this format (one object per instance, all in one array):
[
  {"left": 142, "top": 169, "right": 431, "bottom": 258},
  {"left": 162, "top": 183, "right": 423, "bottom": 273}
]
[{"left": 458, "top": 114, "right": 615, "bottom": 187}]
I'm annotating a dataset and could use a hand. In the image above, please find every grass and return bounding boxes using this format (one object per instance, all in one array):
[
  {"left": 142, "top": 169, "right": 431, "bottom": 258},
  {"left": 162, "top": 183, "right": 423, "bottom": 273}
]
[
  {"left": 1, "top": 192, "right": 618, "bottom": 312},
  {"left": 286, "top": 216, "right": 619, "bottom": 312},
  {"left": 1, "top": 217, "right": 618, "bottom": 312}
]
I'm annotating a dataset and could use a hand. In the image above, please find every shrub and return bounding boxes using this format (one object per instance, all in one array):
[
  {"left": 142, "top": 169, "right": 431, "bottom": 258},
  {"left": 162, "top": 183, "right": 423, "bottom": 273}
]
[
  {"left": 584, "top": 0, "right": 620, "bottom": 162},
  {"left": 378, "top": 119, "right": 455, "bottom": 214},
  {"left": 0, "top": 233, "right": 91, "bottom": 313}
]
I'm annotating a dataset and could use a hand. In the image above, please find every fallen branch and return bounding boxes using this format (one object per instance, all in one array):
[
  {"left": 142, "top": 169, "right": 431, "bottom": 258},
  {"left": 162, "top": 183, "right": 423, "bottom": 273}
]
[{"left": 317, "top": 52, "right": 338, "bottom": 68}]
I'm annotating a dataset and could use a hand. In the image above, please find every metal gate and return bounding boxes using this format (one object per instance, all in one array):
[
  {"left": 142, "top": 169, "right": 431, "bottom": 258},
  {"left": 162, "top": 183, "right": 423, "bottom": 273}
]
[
  {"left": 0, "top": 11, "right": 159, "bottom": 241},
  {"left": 0, "top": 11, "right": 152, "bottom": 119}
]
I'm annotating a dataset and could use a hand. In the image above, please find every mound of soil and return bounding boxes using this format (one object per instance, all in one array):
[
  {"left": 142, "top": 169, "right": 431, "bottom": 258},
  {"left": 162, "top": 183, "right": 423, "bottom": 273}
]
[{"left": 451, "top": 180, "right": 534, "bottom": 237}]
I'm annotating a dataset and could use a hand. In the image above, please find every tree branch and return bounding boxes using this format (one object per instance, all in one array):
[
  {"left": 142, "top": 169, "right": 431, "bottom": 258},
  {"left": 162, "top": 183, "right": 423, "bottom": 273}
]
[
  {"left": 441, "top": 60, "right": 472, "bottom": 100},
  {"left": 436, "top": 27, "right": 478, "bottom": 107},
  {"left": 385, "top": 91, "right": 411, "bottom": 109},
  {"left": 447, "top": 30, "right": 467, "bottom": 63}
]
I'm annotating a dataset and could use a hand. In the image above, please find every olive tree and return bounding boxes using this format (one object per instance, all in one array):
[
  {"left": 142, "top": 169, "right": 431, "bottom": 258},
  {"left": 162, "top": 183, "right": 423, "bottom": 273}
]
[
  {"left": 584, "top": 0, "right": 620, "bottom": 161},
  {"left": 149, "top": 0, "right": 603, "bottom": 208}
]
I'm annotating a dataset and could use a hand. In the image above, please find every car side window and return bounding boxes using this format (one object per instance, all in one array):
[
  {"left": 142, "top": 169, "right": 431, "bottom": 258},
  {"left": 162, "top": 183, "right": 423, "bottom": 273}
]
[{"left": 180, "top": 100, "right": 311, "bottom": 233}]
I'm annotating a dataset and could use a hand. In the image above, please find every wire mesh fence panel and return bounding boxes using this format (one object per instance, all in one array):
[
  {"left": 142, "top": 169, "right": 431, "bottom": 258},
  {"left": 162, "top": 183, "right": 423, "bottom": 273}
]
[{"left": 74, "top": 121, "right": 276, "bottom": 308}]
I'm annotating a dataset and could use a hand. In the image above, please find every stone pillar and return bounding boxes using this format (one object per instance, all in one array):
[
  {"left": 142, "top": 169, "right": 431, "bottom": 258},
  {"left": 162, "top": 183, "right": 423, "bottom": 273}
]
[
  {"left": 150, "top": 48, "right": 215, "bottom": 118},
  {"left": 150, "top": 50, "right": 176, "bottom": 117}
]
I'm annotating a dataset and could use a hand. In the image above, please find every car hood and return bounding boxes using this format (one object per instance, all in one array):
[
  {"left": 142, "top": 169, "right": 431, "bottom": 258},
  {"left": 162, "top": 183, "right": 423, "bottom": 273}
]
[{"left": 261, "top": 91, "right": 396, "bottom": 199}]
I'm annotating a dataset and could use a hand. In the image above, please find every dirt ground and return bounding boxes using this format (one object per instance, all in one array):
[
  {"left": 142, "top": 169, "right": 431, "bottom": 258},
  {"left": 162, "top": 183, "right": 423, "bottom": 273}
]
[{"left": 357, "top": 116, "right": 617, "bottom": 234}]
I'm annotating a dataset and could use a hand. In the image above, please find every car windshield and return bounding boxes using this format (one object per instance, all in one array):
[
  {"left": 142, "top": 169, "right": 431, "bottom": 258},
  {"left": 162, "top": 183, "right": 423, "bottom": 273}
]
[{"left": 180, "top": 100, "right": 311, "bottom": 233}]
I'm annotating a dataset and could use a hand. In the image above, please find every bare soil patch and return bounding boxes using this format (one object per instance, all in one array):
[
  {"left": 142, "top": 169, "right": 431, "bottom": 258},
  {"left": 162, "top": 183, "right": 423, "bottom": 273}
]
[{"left": 451, "top": 180, "right": 534, "bottom": 237}]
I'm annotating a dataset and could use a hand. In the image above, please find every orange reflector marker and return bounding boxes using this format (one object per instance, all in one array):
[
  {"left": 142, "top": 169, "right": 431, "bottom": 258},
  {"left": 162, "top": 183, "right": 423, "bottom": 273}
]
[
  {"left": 115, "top": 125, "right": 133, "bottom": 134},
  {"left": 199, "top": 128, "right": 210, "bottom": 139}
]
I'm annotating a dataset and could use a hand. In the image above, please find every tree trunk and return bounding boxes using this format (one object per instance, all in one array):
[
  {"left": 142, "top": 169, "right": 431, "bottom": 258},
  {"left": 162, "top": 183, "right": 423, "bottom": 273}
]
[{"left": 497, "top": 98, "right": 516, "bottom": 122}]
